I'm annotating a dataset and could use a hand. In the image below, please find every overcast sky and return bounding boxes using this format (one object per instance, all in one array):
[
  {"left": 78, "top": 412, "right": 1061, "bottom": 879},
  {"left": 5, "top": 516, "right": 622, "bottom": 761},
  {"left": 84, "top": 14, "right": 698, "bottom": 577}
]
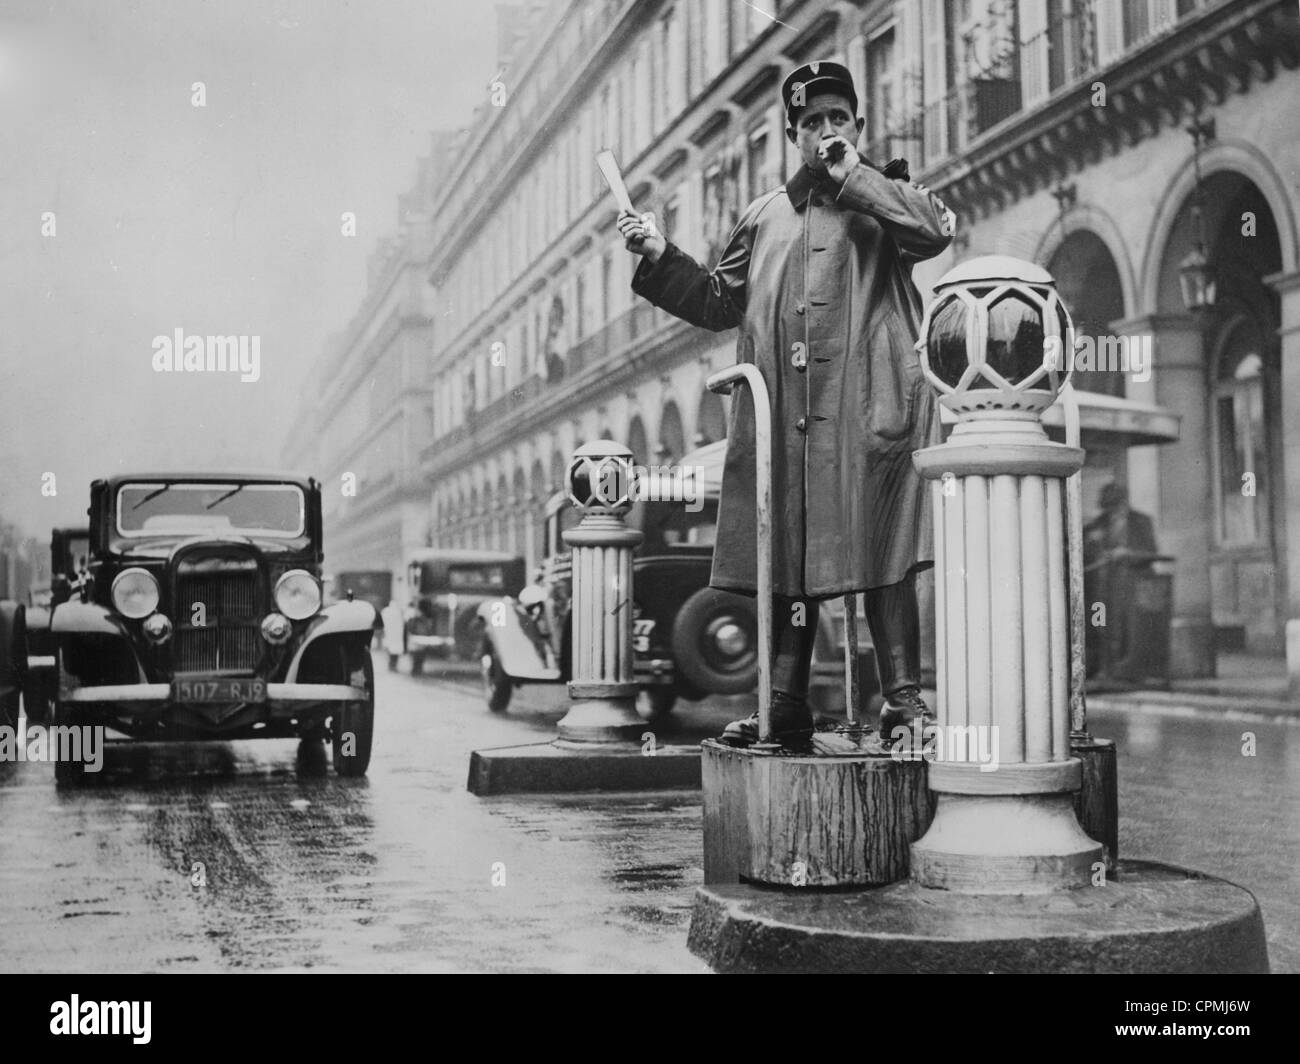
[{"left": 0, "top": 0, "right": 499, "bottom": 537}]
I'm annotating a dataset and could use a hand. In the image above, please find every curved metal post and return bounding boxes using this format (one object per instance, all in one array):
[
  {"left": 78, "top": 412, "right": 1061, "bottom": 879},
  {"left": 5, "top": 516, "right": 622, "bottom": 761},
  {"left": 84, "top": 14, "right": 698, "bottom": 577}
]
[{"left": 706, "top": 365, "right": 773, "bottom": 744}]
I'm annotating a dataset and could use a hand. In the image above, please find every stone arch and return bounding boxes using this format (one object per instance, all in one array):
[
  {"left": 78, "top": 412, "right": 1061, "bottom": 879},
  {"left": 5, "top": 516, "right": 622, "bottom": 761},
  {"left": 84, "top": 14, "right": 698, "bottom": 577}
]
[
  {"left": 1034, "top": 203, "right": 1139, "bottom": 321},
  {"left": 695, "top": 387, "right": 727, "bottom": 447},
  {"left": 1047, "top": 229, "right": 1129, "bottom": 397},
  {"left": 626, "top": 414, "right": 649, "bottom": 463},
  {"left": 1141, "top": 139, "right": 1298, "bottom": 316},
  {"left": 656, "top": 398, "right": 686, "bottom": 464}
]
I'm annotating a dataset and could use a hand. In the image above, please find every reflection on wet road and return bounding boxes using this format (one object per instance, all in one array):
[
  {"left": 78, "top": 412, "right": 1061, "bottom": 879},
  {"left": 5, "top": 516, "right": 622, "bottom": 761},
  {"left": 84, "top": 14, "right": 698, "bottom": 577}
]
[
  {"left": 0, "top": 655, "right": 1294, "bottom": 972},
  {"left": 0, "top": 656, "right": 712, "bottom": 972}
]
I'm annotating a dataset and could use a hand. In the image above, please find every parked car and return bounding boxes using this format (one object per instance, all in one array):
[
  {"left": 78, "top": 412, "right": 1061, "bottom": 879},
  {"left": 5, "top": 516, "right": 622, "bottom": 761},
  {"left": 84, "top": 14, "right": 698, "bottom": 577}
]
[
  {"left": 474, "top": 440, "right": 873, "bottom": 721},
  {"left": 403, "top": 550, "right": 527, "bottom": 674},
  {"left": 0, "top": 598, "right": 24, "bottom": 732},
  {"left": 49, "top": 472, "right": 376, "bottom": 780},
  {"left": 23, "top": 526, "right": 90, "bottom": 724}
]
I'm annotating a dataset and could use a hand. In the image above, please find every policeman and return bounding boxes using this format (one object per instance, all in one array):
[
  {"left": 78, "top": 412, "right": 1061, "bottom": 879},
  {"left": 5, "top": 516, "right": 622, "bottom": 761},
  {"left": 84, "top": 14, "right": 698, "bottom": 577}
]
[{"left": 620, "top": 61, "right": 953, "bottom": 746}]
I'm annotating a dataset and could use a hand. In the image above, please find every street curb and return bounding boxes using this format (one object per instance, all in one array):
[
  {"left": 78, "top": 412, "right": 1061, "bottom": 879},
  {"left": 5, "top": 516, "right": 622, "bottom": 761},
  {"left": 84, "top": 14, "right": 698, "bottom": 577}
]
[
  {"left": 467, "top": 740, "right": 702, "bottom": 795},
  {"left": 1087, "top": 690, "right": 1300, "bottom": 722}
]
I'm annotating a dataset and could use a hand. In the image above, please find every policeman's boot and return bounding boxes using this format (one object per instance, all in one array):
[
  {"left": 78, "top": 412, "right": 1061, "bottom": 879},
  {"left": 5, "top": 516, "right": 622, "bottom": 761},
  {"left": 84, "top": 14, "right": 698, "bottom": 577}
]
[
  {"left": 878, "top": 685, "right": 934, "bottom": 737},
  {"left": 720, "top": 690, "right": 814, "bottom": 750}
]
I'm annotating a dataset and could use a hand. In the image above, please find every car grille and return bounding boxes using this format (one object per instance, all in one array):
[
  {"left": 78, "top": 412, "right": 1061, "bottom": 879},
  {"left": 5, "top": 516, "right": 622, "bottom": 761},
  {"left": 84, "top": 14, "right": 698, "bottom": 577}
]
[{"left": 173, "top": 559, "right": 263, "bottom": 673}]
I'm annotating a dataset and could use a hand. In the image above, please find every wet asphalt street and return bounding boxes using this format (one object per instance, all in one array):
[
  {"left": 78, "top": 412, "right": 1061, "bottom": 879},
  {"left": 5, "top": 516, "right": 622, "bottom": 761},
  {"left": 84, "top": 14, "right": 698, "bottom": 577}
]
[{"left": 0, "top": 653, "right": 1296, "bottom": 973}]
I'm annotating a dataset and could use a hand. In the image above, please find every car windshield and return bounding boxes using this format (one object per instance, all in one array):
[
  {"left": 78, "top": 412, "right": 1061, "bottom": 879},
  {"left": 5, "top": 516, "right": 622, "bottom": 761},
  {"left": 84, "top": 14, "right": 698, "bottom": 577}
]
[
  {"left": 64, "top": 536, "right": 90, "bottom": 575},
  {"left": 116, "top": 482, "right": 306, "bottom": 538}
]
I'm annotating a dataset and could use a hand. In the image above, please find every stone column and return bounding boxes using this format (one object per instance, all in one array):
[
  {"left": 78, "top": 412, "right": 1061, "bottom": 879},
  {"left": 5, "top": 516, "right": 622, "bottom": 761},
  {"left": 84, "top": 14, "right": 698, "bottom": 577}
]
[
  {"left": 1113, "top": 312, "right": 1215, "bottom": 678},
  {"left": 555, "top": 441, "right": 645, "bottom": 743},
  {"left": 908, "top": 255, "right": 1102, "bottom": 893},
  {"left": 1266, "top": 269, "right": 1300, "bottom": 697},
  {"left": 912, "top": 419, "right": 1100, "bottom": 892}
]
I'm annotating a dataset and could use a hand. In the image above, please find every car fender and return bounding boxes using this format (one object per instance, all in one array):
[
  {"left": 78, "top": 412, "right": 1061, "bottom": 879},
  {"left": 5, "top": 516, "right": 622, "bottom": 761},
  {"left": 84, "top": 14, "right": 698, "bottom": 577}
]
[
  {"left": 477, "top": 599, "right": 559, "bottom": 682},
  {"left": 285, "top": 600, "right": 377, "bottom": 678},
  {"left": 51, "top": 601, "right": 130, "bottom": 639}
]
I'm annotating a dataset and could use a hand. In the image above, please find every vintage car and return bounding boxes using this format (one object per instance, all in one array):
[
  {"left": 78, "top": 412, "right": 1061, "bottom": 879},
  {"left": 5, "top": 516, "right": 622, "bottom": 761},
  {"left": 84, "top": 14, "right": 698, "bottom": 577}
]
[
  {"left": 23, "top": 526, "right": 90, "bottom": 724},
  {"left": 49, "top": 472, "right": 376, "bottom": 780},
  {"left": 0, "top": 598, "right": 23, "bottom": 732},
  {"left": 403, "top": 549, "right": 527, "bottom": 674},
  {"left": 474, "top": 440, "right": 874, "bottom": 722}
]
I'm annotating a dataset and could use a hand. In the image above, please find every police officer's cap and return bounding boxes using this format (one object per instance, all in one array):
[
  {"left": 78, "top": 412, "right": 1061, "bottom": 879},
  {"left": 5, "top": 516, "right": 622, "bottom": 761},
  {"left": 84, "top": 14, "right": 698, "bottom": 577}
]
[{"left": 781, "top": 61, "right": 859, "bottom": 124}]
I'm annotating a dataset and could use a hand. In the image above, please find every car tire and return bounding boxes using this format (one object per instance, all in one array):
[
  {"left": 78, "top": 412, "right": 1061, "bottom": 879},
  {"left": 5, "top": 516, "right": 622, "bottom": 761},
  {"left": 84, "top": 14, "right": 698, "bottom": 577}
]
[
  {"left": 480, "top": 643, "right": 512, "bottom": 713},
  {"left": 0, "top": 601, "right": 27, "bottom": 731},
  {"left": 23, "top": 677, "right": 52, "bottom": 726},
  {"left": 52, "top": 697, "right": 85, "bottom": 785},
  {"left": 333, "top": 648, "right": 374, "bottom": 777},
  {"left": 669, "top": 588, "right": 758, "bottom": 696},
  {"left": 636, "top": 687, "right": 676, "bottom": 723}
]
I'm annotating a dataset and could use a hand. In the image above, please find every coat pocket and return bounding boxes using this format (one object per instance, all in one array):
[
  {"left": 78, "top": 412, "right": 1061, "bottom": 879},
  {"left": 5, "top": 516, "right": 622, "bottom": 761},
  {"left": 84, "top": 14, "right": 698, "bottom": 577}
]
[{"left": 866, "top": 315, "right": 923, "bottom": 440}]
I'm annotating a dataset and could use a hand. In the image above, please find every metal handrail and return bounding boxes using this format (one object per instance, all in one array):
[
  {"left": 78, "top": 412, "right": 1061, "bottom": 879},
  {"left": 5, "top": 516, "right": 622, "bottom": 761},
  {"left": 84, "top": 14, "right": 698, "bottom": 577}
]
[{"left": 706, "top": 364, "right": 773, "bottom": 744}]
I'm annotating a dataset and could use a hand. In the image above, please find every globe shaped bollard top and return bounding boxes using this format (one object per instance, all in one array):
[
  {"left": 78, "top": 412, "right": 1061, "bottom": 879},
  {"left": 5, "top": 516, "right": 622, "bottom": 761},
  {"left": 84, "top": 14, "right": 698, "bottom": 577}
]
[
  {"left": 918, "top": 254, "right": 1075, "bottom": 420},
  {"left": 567, "top": 440, "right": 636, "bottom": 514}
]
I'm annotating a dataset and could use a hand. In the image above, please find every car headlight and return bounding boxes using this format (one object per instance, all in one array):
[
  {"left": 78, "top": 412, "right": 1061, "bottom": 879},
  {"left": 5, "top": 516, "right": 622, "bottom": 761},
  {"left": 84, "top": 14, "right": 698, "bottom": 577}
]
[
  {"left": 274, "top": 570, "right": 321, "bottom": 620},
  {"left": 111, "top": 568, "right": 160, "bottom": 619}
]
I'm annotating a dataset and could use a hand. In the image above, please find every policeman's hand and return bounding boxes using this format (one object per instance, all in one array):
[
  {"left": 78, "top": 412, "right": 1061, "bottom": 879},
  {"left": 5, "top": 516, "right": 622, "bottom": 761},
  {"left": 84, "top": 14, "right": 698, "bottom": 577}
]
[
  {"left": 818, "top": 135, "right": 860, "bottom": 184},
  {"left": 617, "top": 209, "right": 666, "bottom": 263}
]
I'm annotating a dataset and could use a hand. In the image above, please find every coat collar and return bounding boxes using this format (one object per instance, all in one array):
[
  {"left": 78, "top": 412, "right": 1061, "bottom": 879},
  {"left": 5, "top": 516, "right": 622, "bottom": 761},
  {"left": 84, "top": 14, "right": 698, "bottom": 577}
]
[{"left": 784, "top": 163, "right": 843, "bottom": 210}]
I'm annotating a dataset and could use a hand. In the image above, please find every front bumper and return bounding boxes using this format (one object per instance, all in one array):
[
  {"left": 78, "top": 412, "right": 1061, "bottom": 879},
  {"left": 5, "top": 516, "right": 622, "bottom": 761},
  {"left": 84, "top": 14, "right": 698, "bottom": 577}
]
[
  {"left": 60, "top": 680, "right": 371, "bottom": 740},
  {"left": 65, "top": 682, "right": 368, "bottom": 704}
]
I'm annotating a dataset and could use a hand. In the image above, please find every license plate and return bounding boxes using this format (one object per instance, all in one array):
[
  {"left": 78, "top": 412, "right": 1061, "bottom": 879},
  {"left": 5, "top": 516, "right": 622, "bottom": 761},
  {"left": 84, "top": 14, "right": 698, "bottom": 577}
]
[
  {"left": 632, "top": 618, "right": 655, "bottom": 654},
  {"left": 172, "top": 678, "right": 267, "bottom": 703}
]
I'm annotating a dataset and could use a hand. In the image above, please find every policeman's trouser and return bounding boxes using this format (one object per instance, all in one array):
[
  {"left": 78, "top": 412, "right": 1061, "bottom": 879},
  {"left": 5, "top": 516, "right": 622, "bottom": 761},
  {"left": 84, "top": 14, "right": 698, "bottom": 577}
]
[{"left": 772, "top": 572, "right": 921, "bottom": 703}]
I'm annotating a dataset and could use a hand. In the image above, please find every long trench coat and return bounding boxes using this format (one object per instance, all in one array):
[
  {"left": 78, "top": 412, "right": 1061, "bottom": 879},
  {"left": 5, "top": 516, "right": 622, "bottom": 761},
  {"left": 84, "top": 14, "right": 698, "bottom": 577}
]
[{"left": 632, "top": 160, "right": 953, "bottom": 599}]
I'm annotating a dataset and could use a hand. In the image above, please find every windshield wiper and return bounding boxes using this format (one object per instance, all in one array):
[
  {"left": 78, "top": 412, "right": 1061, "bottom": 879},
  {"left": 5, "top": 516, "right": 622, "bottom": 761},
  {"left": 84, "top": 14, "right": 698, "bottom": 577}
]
[
  {"left": 131, "top": 485, "right": 171, "bottom": 511},
  {"left": 204, "top": 485, "right": 244, "bottom": 510}
]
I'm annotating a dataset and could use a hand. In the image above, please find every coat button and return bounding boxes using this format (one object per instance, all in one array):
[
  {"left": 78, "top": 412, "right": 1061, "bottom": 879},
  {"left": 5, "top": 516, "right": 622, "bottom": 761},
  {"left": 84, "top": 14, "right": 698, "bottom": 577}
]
[
  {"left": 795, "top": 303, "right": 806, "bottom": 316},
  {"left": 795, "top": 417, "right": 807, "bottom": 432}
]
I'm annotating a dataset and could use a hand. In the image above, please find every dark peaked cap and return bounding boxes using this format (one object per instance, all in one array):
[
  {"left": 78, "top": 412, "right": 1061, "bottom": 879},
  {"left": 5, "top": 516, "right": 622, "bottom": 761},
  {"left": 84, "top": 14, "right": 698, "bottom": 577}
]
[{"left": 781, "top": 60, "right": 859, "bottom": 123}]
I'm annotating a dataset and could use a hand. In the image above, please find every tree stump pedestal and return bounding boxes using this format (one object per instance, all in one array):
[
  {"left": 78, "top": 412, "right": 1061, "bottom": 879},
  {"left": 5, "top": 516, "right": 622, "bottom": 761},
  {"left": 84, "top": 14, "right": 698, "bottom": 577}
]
[{"left": 700, "top": 737, "right": 935, "bottom": 887}]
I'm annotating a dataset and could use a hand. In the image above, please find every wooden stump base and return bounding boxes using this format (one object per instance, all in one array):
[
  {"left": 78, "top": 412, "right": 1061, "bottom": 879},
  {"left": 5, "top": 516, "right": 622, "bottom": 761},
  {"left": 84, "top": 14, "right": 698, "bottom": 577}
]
[{"left": 701, "top": 738, "right": 936, "bottom": 887}]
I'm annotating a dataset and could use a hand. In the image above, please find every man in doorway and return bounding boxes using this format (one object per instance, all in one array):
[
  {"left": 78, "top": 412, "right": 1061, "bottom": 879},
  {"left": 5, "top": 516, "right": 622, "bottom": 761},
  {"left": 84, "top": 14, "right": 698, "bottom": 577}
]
[
  {"left": 1084, "top": 482, "right": 1160, "bottom": 680},
  {"left": 619, "top": 61, "right": 954, "bottom": 746}
]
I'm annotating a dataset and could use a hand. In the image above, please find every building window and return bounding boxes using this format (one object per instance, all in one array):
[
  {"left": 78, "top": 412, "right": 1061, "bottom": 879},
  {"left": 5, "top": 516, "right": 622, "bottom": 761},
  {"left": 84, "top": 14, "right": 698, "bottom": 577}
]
[
  {"left": 746, "top": 128, "right": 768, "bottom": 200},
  {"left": 1047, "top": 0, "right": 1096, "bottom": 92},
  {"left": 958, "top": 0, "right": 1022, "bottom": 142},
  {"left": 1214, "top": 324, "right": 1270, "bottom": 547},
  {"left": 866, "top": 26, "right": 896, "bottom": 158},
  {"left": 601, "top": 250, "right": 613, "bottom": 329}
]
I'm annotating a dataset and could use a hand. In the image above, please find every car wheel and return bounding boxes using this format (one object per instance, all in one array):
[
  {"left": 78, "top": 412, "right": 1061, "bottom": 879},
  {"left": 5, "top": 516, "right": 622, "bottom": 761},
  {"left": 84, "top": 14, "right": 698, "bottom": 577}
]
[
  {"left": 0, "top": 601, "right": 27, "bottom": 731},
  {"left": 333, "top": 648, "right": 374, "bottom": 777},
  {"left": 636, "top": 687, "right": 676, "bottom": 724},
  {"left": 669, "top": 588, "right": 758, "bottom": 696},
  {"left": 23, "top": 676, "right": 52, "bottom": 726},
  {"left": 481, "top": 643, "right": 512, "bottom": 713},
  {"left": 52, "top": 695, "right": 85, "bottom": 784}
]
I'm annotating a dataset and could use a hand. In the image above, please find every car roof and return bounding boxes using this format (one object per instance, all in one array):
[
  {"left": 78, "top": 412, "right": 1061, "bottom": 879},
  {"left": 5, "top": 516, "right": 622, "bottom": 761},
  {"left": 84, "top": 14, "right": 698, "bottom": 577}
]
[
  {"left": 406, "top": 549, "right": 524, "bottom": 564},
  {"left": 99, "top": 471, "right": 317, "bottom": 489}
]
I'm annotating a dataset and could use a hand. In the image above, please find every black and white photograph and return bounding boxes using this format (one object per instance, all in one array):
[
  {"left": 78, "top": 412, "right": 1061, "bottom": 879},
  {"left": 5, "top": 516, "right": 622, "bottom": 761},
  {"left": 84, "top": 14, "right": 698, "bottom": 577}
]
[{"left": 1, "top": 0, "right": 1297, "bottom": 1006}]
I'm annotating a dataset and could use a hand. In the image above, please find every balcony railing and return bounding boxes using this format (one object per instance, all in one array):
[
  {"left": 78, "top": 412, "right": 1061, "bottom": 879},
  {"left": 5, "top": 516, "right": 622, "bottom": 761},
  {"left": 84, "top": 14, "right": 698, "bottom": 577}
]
[{"left": 863, "top": 0, "right": 1219, "bottom": 175}]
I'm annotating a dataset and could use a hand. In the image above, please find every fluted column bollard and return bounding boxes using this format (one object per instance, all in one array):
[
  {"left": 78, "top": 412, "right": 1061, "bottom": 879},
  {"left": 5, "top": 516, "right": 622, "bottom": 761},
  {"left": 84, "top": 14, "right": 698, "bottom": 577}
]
[
  {"left": 909, "top": 255, "right": 1102, "bottom": 893},
  {"left": 555, "top": 441, "right": 646, "bottom": 744}
]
